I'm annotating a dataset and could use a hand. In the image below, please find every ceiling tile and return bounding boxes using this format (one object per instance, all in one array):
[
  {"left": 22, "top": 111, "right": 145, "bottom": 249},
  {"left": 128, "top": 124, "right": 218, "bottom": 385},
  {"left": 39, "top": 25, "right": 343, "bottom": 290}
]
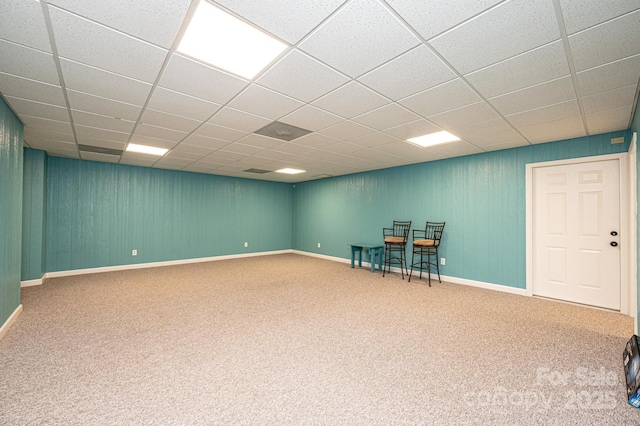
[
  {"left": 0, "top": 0, "right": 52, "bottom": 52},
  {"left": 429, "top": 0, "right": 560, "bottom": 74},
  {"left": 208, "top": 107, "right": 271, "bottom": 133},
  {"left": 26, "top": 138, "right": 76, "bottom": 152},
  {"left": 169, "top": 143, "right": 216, "bottom": 157},
  {"left": 517, "top": 115, "right": 586, "bottom": 144},
  {"left": 133, "top": 123, "right": 187, "bottom": 143},
  {"left": 298, "top": 0, "right": 420, "bottom": 78},
  {"left": 60, "top": 59, "right": 152, "bottom": 105},
  {"left": 507, "top": 100, "right": 582, "bottom": 128},
  {"left": 576, "top": 54, "right": 640, "bottom": 96},
  {"left": 194, "top": 123, "right": 246, "bottom": 142},
  {"left": 271, "top": 142, "right": 316, "bottom": 155},
  {"left": 312, "top": 82, "right": 388, "bottom": 118},
  {"left": 75, "top": 125, "right": 129, "bottom": 143},
  {"left": 147, "top": 87, "right": 221, "bottom": 122},
  {"left": 257, "top": 50, "right": 349, "bottom": 103},
  {"left": 5, "top": 97, "right": 69, "bottom": 122},
  {"left": 228, "top": 85, "right": 304, "bottom": 120},
  {"left": 559, "top": 0, "right": 640, "bottom": 34},
  {"left": 21, "top": 116, "right": 72, "bottom": 134},
  {"left": 67, "top": 89, "right": 142, "bottom": 121},
  {"left": 159, "top": 54, "right": 249, "bottom": 105},
  {"left": 387, "top": 0, "right": 501, "bottom": 40},
  {"left": 489, "top": 76, "right": 577, "bottom": 116},
  {"left": 464, "top": 41, "right": 570, "bottom": 98},
  {"left": 358, "top": 45, "right": 456, "bottom": 101},
  {"left": 383, "top": 119, "right": 442, "bottom": 140},
  {"left": 0, "top": 72, "right": 65, "bottom": 107},
  {"left": 428, "top": 102, "right": 498, "bottom": 129},
  {"left": 352, "top": 103, "right": 420, "bottom": 131},
  {"left": 585, "top": 105, "right": 634, "bottom": 135},
  {"left": 291, "top": 133, "right": 340, "bottom": 149},
  {"left": 48, "top": 6, "right": 168, "bottom": 83},
  {"left": 318, "top": 121, "right": 375, "bottom": 140},
  {"left": 24, "top": 127, "right": 74, "bottom": 144},
  {"left": 463, "top": 129, "right": 530, "bottom": 150},
  {"left": 427, "top": 140, "right": 485, "bottom": 157},
  {"left": 233, "top": 134, "right": 283, "bottom": 149},
  {"left": 180, "top": 134, "right": 230, "bottom": 150},
  {"left": 152, "top": 157, "right": 193, "bottom": 170},
  {"left": 164, "top": 150, "right": 206, "bottom": 162},
  {"left": 213, "top": 0, "right": 344, "bottom": 44},
  {"left": 582, "top": 85, "right": 638, "bottom": 114},
  {"left": 399, "top": 78, "right": 481, "bottom": 117},
  {"left": 280, "top": 105, "right": 343, "bottom": 132},
  {"left": 349, "top": 131, "right": 400, "bottom": 148},
  {"left": 47, "top": 0, "right": 190, "bottom": 48},
  {"left": 569, "top": 10, "right": 640, "bottom": 72},
  {"left": 72, "top": 110, "right": 135, "bottom": 133},
  {"left": 140, "top": 109, "right": 201, "bottom": 133},
  {"left": 450, "top": 117, "right": 516, "bottom": 140},
  {"left": 219, "top": 142, "right": 265, "bottom": 156},
  {"left": 0, "top": 40, "right": 59, "bottom": 85}
]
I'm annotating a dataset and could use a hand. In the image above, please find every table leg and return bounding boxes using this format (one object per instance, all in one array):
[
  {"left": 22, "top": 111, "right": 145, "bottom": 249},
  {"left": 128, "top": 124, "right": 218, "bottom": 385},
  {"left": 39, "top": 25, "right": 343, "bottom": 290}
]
[{"left": 351, "top": 246, "right": 356, "bottom": 268}]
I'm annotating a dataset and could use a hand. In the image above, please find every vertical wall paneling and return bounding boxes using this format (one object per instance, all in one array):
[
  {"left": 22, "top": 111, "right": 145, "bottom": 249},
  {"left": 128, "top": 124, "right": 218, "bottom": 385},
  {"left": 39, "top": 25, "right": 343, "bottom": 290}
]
[
  {"left": 22, "top": 148, "right": 47, "bottom": 282},
  {"left": 45, "top": 158, "right": 293, "bottom": 272},
  {"left": 0, "top": 97, "right": 24, "bottom": 327},
  {"left": 293, "top": 131, "right": 630, "bottom": 290}
]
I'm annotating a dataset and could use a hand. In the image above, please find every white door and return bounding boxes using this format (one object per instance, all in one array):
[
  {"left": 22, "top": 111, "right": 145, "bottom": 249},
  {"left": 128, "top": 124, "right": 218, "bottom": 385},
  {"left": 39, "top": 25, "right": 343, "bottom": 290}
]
[{"left": 533, "top": 159, "right": 620, "bottom": 310}]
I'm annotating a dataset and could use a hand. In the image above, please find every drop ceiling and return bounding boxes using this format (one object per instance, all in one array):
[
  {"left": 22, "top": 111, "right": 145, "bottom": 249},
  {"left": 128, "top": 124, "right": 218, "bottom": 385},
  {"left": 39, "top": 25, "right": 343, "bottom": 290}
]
[{"left": 1, "top": 0, "right": 638, "bottom": 183}]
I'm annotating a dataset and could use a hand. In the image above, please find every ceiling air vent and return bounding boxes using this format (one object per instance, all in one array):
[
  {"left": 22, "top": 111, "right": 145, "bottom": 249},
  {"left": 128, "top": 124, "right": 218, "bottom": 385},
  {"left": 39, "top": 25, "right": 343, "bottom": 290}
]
[
  {"left": 254, "top": 121, "right": 311, "bottom": 141},
  {"left": 78, "top": 144, "right": 123, "bottom": 156},
  {"left": 243, "top": 168, "right": 272, "bottom": 174}
]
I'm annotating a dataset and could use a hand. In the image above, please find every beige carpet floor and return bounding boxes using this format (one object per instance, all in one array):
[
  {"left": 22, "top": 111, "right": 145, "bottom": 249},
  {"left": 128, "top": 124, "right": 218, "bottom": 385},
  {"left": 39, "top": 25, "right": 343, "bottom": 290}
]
[{"left": 1, "top": 253, "right": 639, "bottom": 425}]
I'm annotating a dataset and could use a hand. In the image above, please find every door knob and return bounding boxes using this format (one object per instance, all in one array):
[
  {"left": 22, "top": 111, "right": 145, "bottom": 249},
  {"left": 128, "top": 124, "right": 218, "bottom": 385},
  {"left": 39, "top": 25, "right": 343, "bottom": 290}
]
[
  {"left": 610, "top": 241, "right": 618, "bottom": 247},
  {"left": 611, "top": 231, "right": 618, "bottom": 236}
]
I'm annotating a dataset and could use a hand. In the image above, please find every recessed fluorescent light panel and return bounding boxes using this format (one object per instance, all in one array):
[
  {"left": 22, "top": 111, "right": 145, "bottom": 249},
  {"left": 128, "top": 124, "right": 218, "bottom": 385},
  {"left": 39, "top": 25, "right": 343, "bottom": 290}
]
[
  {"left": 178, "top": 1, "right": 288, "bottom": 79},
  {"left": 276, "top": 168, "right": 305, "bottom": 175},
  {"left": 407, "top": 131, "right": 461, "bottom": 148},
  {"left": 126, "top": 143, "right": 168, "bottom": 156}
]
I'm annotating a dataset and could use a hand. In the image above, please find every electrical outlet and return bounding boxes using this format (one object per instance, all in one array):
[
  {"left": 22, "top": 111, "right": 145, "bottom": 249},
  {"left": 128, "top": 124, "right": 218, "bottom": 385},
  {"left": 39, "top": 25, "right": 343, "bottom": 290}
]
[
  {"left": 440, "top": 258, "right": 445, "bottom": 265},
  {"left": 317, "top": 243, "right": 321, "bottom": 248},
  {"left": 244, "top": 242, "right": 248, "bottom": 248},
  {"left": 132, "top": 249, "right": 137, "bottom": 256}
]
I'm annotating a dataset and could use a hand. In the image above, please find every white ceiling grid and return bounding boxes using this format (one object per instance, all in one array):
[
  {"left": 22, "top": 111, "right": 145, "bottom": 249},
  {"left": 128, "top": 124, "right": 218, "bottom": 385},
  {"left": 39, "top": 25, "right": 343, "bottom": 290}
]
[{"left": 0, "top": 0, "right": 638, "bottom": 182}]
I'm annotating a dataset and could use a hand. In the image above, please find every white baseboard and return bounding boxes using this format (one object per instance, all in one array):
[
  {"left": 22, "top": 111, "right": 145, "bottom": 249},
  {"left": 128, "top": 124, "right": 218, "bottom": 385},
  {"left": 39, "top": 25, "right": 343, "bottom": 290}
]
[
  {"left": 439, "top": 274, "right": 527, "bottom": 296},
  {"left": 21, "top": 278, "right": 44, "bottom": 287},
  {"left": 0, "top": 304, "right": 23, "bottom": 342},
  {"left": 44, "top": 249, "right": 294, "bottom": 279},
  {"left": 293, "top": 250, "right": 527, "bottom": 296}
]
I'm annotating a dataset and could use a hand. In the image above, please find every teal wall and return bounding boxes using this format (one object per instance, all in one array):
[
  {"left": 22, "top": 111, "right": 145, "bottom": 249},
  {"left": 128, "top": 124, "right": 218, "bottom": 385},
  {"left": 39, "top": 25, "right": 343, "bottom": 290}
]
[
  {"left": 0, "top": 97, "right": 23, "bottom": 326},
  {"left": 293, "top": 130, "right": 630, "bottom": 289},
  {"left": 44, "top": 157, "right": 293, "bottom": 272},
  {"left": 22, "top": 148, "right": 47, "bottom": 281}
]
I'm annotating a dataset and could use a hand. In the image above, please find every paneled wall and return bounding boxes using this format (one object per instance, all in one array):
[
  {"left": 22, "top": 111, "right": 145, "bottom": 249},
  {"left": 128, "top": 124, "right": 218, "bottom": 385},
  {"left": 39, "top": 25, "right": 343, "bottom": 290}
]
[
  {"left": 0, "top": 97, "right": 23, "bottom": 326},
  {"left": 22, "top": 149, "right": 47, "bottom": 281},
  {"left": 293, "top": 130, "right": 630, "bottom": 289},
  {"left": 45, "top": 157, "right": 293, "bottom": 273}
]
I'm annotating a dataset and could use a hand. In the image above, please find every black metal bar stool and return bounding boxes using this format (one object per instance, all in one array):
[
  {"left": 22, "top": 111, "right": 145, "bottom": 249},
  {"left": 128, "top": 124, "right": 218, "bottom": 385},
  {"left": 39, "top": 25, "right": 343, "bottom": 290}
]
[
  {"left": 382, "top": 220, "right": 411, "bottom": 279},
  {"left": 409, "top": 221, "right": 445, "bottom": 286}
]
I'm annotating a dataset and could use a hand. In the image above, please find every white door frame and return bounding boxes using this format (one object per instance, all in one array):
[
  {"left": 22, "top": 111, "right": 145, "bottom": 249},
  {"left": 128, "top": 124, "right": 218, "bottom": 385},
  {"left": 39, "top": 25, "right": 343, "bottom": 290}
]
[{"left": 526, "top": 153, "right": 630, "bottom": 314}]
